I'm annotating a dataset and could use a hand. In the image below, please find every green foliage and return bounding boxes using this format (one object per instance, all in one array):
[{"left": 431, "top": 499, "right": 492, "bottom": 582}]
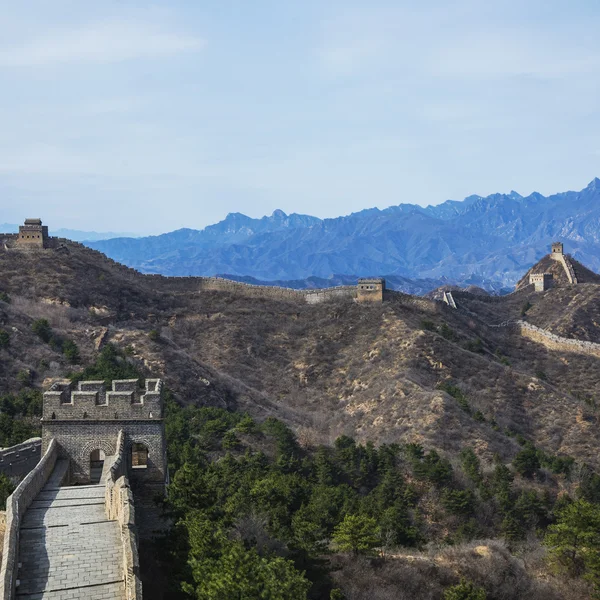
[
  {"left": 62, "top": 339, "right": 80, "bottom": 364},
  {"left": 161, "top": 399, "right": 585, "bottom": 596},
  {"left": 460, "top": 449, "right": 483, "bottom": 485},
  {"left": 577, "top": 467, "right": 600, "bottom": 503},
  {"left": 520, "top": 301, "right": 532, "bottom": 316},
  {"left": 439, "top": 322, "right": 457, "bottom": 341},
  {"left": 0, "top": 472, "right": 15, "bottom": 510},
  {"left": 420, "top": 319, "right": 436, "bottom": 331},
  {"left": 464, "top": 338, "right": 484, "bottom": 354},
  {"left": 332, "top": 514, "right": 379, "bottom": 556},
  {"left": 545, "top": 499, "right": 600, "bottom": 591},
  {"left": 148, "top": 329, "right": 160, "bottom": 342},
  {"left": 0, "top": 328, "right": 10, "bottom": 349},
  {"left": 31, "top": 318, "right": 53, "bottom": 343},
  {"left": 330, "top": 589, "right": 345, "bottom": 600},
  {"left": 0, "top": 388, "right": 42, "bottom": 446},
  {"left": 444, "top": 579, "right": 486, "bottom": 600},
  {"left": 437, "top": 382, "right": 471, "bottom": 414},
  {"left": 17, "top": 369, "right": 32, "bottom": 387},
  {"left": 0, "top": 291, "right": 11, "bottom": 303},
  {"left": 71, "top": 344, "right": 141, "bottom": 386},
  {"left": 184, "top": 512, "right": 310, "bottom": 599},
  {"left": 513, "top": 443, "right": 541, "bottom": 479},
  {"left": 441, "top": 489, "right": 476, "bottom": 516}
]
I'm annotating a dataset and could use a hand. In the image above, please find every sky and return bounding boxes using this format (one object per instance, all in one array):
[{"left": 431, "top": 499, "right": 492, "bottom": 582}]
[{"left": 0, "top": 0, "right": 599, "bottom": 234}]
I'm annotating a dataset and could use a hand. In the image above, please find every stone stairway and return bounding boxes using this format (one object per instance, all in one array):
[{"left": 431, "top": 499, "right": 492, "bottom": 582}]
[{"left": 15, "top": 460, "right": 126, "bottom": 600}]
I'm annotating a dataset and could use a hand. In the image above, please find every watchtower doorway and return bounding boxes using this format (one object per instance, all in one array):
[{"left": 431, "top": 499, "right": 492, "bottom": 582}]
[
  {"left": 131, "top": 443, "right": 149, "bottom": 469},
  {"left": 90, "top": 449, "right": 105, "bottom": 484}
]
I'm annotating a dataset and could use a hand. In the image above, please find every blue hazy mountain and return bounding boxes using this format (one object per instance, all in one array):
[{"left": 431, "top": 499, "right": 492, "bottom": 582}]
[{"left": 86, "top": 178, "right": 600, "bottom": 286}]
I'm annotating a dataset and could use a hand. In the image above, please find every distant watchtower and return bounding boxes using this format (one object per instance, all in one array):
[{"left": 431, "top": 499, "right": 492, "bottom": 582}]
[
  {"left": 357, "top": 278, "right": 386, "bottom": 303},
  {"left": 42, "top": 379, "right": 167, "bottom": 493},
  {"left": 16, "top": 218, "right": 48, "bottom": 248},
  {"left": 552, "top": 242, "right": 564, "bottom": 255}
]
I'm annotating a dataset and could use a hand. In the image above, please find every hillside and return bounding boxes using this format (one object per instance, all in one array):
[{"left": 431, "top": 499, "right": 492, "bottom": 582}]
[
  {"left": 3, "top": 242, "right": 600, "bottom": 599},
  {"left": 87, "top": 178, "right": 600, "bottom": 286}
]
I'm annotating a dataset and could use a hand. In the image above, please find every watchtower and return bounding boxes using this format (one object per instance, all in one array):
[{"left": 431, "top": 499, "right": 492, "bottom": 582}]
[
  {"left": 552, "top": 242, "right": 564, "bottom": 255},
  {"left": 357, "top": 278, "right": 386, "bottom": 303},
  {"left": 41, "top": 379, "right": 167, "bottom": 493},
  {"left": 16, "top": 218, "right": 48, "bottom": 248},
  {"left": 529, "top": 273, "right": 553, "bottom": 292}
]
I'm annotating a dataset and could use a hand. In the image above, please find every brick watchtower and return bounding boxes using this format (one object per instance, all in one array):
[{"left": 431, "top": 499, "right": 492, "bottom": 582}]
[
  {"left": 41, "top": 379, "right": 167, "bottom": 494},
  {"left": 16, "top": 218, "right": 48, "bottom": 248},
  {"left": 357, "top": 278, "right": 386, "bottom": 303}
]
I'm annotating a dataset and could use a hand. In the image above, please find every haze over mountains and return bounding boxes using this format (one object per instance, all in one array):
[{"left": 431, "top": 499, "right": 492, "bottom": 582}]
[
  {"left": 0, "top": 224, "right": 140, "bottom": 243},
  {"left": 87, "top": 178, "right": 600, "bottom": 289}
]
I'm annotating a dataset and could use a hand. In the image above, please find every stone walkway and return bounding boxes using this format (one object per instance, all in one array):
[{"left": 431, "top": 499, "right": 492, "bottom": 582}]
[{"left": 16, "top": 460, "right": 126, "bottom": 600}]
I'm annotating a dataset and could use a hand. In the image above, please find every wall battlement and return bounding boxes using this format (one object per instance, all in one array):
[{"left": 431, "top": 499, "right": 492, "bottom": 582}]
[{"left": 43, "top": 379, "right": 163, "bottom": 421}]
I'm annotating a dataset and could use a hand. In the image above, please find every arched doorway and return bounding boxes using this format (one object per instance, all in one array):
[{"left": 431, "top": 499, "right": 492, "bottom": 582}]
[
  {"left": 89, "top": 449, "right": 106, "bottom": 484},
  {"left": 131, "top": 443, "right": 149, "bottom": 469}
]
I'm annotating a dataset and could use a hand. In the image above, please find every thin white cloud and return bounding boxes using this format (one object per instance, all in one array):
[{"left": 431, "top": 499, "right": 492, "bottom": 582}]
[{"left": 0, "top": 20, "right": 205, "bottom": 67}]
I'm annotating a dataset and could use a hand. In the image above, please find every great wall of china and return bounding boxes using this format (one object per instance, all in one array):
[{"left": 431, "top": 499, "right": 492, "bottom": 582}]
[{"left": 1, "top": 221, "right": 600, "bottom": 598}]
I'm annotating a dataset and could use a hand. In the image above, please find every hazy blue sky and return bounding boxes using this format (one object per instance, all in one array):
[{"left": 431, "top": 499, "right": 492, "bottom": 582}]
[{"left": 1, "top": 0, "right": 599, "bottom": 233}]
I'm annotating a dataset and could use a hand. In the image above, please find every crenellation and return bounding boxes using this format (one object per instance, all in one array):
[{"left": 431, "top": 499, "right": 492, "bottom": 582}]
[{"left": 42, "top": 378, "right": 167, "bottom": 487}]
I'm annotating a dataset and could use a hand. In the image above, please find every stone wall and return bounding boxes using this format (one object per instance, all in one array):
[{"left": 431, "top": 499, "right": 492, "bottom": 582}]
[
  {"left": 518, "top": 321, "right": 600, "bottom": 358},
  {"left": 0, "top": 438, "right": 41, "bottom": 479},
  {"left": 550, "top": 253, "right": 578, "bottom": 284},
  {"left": 42, "top": 420, "right": 166, "bottom": 485},
  {"left": 0, "top": 439, "right": 58, "bottom": 600},
  {"left": 105, "top": 430, "right": 142, "bottom": 600}
]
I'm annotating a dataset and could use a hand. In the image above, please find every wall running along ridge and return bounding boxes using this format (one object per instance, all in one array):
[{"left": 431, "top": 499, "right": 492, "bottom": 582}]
[
  {"left": 0, "top": 438, "right": 42, "bottom": 479},
  {"left": 518, "top": 321, "right": 600, "bottom": 359},
  {"left": 550, "top": 253, "right": 578, "bottom": 284},
  {"left": 0, "top": 439, "right": 58, "bottom": 599},
  {"left": 105, "top": 430, "right": 142, "bottom": 600}
]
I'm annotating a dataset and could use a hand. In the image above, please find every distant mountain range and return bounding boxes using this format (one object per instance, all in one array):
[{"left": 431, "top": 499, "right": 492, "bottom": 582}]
[
  {"left": 85, "top": 178, "right": 600, "bottom": 289},
  {"left": 0, "top": 224, "right": 140, "bottom": 243}
]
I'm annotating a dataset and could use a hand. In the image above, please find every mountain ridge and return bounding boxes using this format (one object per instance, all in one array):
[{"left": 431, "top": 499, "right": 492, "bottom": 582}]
[{"left": 85, "top": 178, "right": 600, "bottom": 286}]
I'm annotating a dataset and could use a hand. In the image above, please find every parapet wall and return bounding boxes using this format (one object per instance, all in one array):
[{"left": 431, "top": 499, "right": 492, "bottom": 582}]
[
  {"left": 550, "top": 253, "right": 578, "bottom": 284},
  {"left": 0, "top": 439, "right": 58, "bottom": 600},
  {"left": 105, "top": 430, "right": 142, "bottom": 600},
  {"left": 0, "top": 438, "right": 41, "bottom": 479},
  {"left": 43, "top": 379, "right": 163, "bottom": 421},
  {"left": 148, "top": 275, "right": 358, "bottom": 304},
  {"left": 518, "top": 321, "right": 600, "bottom": 359}
]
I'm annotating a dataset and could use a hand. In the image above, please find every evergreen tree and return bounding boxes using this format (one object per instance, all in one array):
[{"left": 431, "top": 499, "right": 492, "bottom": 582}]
[{"left": 332, "top": 514, "right": 379, "bottom": 556}]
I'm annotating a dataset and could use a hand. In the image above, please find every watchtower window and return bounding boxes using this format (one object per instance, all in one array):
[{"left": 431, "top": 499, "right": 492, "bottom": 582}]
[{"left": 131, "top": 443, "right": 149, "bottom": 469}]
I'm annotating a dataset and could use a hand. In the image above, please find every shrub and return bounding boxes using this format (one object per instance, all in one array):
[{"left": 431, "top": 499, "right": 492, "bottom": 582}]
[
  {"left": 440, "top": 323, "right": 458, "bottom": 341},
  {"left": 464, "top": 338, "right": 484, "bottom": 354},
  {"left": 0, "top": 291, "right": 10, "bottom": 303},
  {"left": 31, "top": 318, "right": 53, "bottom": 343},
  {"left": 444, "top": 579, "right": 486, "bottom": 600},
  {"left": 520, "top": 301, "right": 532, "bottom": 317},
  {"left": 0, "top": 472, "right": 15, "bottom": 510},
  {"left": 0, "top": 328, "right": 10, "bottom": 349},
  {"left": 62, "top": 339, "right": 80, "bottom": 364},
  {"left": 513, "top": 443, "right": 541, "bottom": 479},
  {"left": 148, "top": 329, "right": 160, "bottom": 342},
  {"left": 420, "top": 319, "right": 436, "bottom": 331},
  {"left": 17, "top": 369, "right": 32, "bottom": 387}
]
